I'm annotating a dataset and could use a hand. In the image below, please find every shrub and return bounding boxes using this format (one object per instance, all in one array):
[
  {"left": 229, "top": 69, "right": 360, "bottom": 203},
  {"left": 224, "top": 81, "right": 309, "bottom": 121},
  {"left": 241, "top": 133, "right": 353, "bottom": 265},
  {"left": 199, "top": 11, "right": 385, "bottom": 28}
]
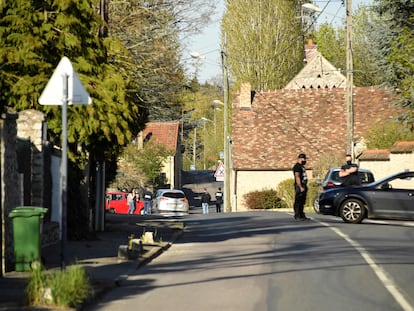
[
  {"left": 277, "top": 178, "right": 320, "bottom": 208},
  {"left": 276, "top": 179, "right": 295, "bottom": 208},
  {"left": 243, "top": 189, "right": 288, "bottom": 210},
  {"left": 26, "top": 264, "right": 91, "bottom": 309}
]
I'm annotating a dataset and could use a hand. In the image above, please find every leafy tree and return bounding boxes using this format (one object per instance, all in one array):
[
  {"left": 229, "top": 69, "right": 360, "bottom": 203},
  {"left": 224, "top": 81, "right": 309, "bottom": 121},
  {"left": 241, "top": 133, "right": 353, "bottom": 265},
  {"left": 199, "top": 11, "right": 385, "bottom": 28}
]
[
  {"left": 222, "top": 0, "right": 304, "bottom": 90},
  {"left": 352, "top": 6, "right": 383, "bottom": 87},
  {"left": 364, "top": 121, "right": 414, "bottom": 149},
  {"left": 107, "top": 0, "right": 218, "bottom": 122},
  {"left": 180, "top": 80, "right": 224, "bottom": 170},
  {"left": 0, "top": 0, "right": 143, "bottom": 237},
  {"left": 115, "top": 142, "right": 173, "bottom": 189},
  {"left": 0, "top": 0, "right": 141, "bottom": 167},
  {"left": 313, "top": 23, "right": 345, "bottom": 71},
  {"left": 313, "top": 6, "right": 382, "bottom": 87},
  {"left": 371, "top": 0, "right": 414, "bottom": 107}
]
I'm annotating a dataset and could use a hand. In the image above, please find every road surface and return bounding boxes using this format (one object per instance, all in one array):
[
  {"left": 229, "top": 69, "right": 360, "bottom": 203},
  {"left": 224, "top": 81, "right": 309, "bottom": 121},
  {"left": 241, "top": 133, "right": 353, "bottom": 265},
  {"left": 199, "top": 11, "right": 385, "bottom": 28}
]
[{"left": 88, "top": 211, "right": 414, "bottom": 311}]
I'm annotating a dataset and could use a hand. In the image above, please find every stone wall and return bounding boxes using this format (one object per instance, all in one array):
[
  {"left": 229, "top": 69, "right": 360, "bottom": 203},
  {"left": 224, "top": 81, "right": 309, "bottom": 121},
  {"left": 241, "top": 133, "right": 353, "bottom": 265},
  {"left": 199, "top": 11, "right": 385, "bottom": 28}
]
[
  {"left": 17, "top": 110, "right": 48, "bottom": 209},
  {"left": 1, "top": 109, "right": 20, "bottom": 274},
  {"left": 1, "top": 109, "right": 57, "bottom": 274}
]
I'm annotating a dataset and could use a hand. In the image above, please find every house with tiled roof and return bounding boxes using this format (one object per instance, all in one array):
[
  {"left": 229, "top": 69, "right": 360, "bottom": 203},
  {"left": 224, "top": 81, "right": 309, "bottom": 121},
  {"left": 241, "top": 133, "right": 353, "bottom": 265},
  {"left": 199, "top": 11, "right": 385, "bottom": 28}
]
[
  {"left": 285, "top": 39, "right": 346, "bottom": 90},
  {"left": 359, "top": 141, "right": 414, "bottom": 179},
  {"left": 230, "top": 83, "right": 404, "bottom": 211},
  {"left": 138, "top": 121, "right": 182, "bottom": 189}
]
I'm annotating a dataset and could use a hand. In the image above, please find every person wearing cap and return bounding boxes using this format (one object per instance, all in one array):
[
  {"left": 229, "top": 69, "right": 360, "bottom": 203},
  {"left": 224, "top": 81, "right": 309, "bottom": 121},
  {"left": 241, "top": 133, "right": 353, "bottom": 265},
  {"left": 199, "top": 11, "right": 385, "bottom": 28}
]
[{"left": 293, "top": 153, "right": 309, "bottom": 220}]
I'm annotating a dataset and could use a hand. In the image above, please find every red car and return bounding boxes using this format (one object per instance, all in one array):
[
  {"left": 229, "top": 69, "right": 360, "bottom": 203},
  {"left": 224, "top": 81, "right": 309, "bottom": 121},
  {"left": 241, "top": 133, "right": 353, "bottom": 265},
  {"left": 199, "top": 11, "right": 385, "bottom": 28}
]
[{"left": 105, "top": 191, "right": 145, "bottom": 215}]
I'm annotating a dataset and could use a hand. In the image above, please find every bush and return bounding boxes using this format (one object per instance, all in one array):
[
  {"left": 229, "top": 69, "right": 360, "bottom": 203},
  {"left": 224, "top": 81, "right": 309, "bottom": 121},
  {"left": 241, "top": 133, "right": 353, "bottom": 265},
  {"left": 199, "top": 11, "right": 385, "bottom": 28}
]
[
  {"left": 26, "top": 264, "right": 91, "bottom": 309},
  {"left": 243, "top": 189, "right": 288, "bottom": 210},
  {"left": 276, "top": 179, "right": 295, "bottom": 208},
  {"left": 277, "top": 178, "right": 320, "bottom": 208}
]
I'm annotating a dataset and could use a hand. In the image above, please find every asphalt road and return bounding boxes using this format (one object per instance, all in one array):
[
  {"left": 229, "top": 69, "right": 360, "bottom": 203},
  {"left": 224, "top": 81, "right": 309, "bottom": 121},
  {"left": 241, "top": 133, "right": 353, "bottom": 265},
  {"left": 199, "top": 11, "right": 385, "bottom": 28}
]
[{"left": 87, "top": 211, "right": 414, "bottom": 311}]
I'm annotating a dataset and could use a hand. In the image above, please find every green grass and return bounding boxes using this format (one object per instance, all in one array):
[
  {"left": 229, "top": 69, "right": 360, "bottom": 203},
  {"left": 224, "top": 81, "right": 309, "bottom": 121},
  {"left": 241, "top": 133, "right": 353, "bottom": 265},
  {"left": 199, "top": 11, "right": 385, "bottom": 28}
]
[{"left": 26, "top": 264, "right": 91, "bottom": 309}]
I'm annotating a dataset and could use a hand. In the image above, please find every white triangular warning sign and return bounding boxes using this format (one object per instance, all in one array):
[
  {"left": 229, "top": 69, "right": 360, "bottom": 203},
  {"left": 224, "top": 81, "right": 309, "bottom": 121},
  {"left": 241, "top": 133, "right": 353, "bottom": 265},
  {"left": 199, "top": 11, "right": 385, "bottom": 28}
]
[
  {"left": 214, "top": 163, "right": 225, "bottom": 178},
  {"left": 39, "top": 56, "right": 92, "bottom": 105}
]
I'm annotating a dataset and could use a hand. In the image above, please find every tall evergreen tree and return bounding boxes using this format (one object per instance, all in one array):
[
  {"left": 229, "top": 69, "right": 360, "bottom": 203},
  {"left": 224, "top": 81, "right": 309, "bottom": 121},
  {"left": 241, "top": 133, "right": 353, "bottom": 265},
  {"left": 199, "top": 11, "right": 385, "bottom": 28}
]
[
  {"left": 313, "top": 8, "right": 382, "bottom": 88},
  {"left": 372, "top": 0, "right": 414, "bottom": 107},
  {"left": 0, "top": 0, "right": 141, "bottom": 165},
  {"left": 221, "top": 0, "right": 304, "bottom": 90}
]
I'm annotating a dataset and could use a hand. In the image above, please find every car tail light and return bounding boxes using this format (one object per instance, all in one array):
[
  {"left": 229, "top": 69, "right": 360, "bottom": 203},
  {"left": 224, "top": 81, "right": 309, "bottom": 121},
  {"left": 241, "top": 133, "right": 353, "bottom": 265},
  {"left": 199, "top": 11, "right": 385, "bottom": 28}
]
[
  {"left": 326, "top": 182, "right": 336, "bottom": 187},
  {"left": 181, "top": 198, "right": 188, "bottom": 203}
]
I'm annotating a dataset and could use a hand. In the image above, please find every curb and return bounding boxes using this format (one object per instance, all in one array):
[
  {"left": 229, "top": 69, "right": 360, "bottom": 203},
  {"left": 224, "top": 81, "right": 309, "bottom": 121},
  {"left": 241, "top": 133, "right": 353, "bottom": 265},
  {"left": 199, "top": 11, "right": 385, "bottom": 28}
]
[{"left": 81, "top": 228, "right": 184, "bottom": 310}]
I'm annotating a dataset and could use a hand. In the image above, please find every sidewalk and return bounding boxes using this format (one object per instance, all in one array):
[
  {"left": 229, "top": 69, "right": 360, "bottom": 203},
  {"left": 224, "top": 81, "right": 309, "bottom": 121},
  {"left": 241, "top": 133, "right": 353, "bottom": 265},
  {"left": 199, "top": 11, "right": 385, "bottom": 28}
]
[{"left": 0, "top": 216, "right": 184, "bottom": 310}]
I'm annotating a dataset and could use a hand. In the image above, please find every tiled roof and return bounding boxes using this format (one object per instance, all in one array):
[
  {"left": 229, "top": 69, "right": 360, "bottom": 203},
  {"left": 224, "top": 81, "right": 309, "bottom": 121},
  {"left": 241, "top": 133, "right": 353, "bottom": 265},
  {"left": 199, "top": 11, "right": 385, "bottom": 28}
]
[
  {"left": 232, "top": 86, "right": 403, "bottom": 170},
  {"left": 359, "top": 149, "right": 390, "bottom": 161},
  {"left": 390, "top": 141, "right": 414, "bottom": 153},
  {"left": 142, "top": 121, "right": 180, "bottom": 154}
]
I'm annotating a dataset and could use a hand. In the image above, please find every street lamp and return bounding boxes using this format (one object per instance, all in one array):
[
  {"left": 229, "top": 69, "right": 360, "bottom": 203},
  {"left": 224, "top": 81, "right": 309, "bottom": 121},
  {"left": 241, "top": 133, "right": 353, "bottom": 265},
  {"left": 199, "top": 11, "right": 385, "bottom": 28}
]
[
  {"left": 201, "top": 117, "right": 212, "bottom": 170},
  {"left": 301, "top": 3, "right": 322, "bottom": 13}
]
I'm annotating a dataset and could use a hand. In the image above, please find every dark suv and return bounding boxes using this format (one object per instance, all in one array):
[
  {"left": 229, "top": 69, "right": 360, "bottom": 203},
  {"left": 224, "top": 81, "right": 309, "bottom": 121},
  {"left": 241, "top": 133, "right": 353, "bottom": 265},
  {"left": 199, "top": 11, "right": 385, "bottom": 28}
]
[{"left": 313, "top": 167, "right": 375, "bottom": 213}]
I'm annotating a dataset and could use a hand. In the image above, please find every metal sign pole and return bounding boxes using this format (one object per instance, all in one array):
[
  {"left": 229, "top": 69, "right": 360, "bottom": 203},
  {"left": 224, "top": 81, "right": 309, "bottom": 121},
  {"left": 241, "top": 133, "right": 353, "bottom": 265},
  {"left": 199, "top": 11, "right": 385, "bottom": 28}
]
[
  {"left": 61, "top": 73, "right": 68, "bottom": 270},
  {"left": 38, "top": 57, "right": 92, "bottom": 270}
]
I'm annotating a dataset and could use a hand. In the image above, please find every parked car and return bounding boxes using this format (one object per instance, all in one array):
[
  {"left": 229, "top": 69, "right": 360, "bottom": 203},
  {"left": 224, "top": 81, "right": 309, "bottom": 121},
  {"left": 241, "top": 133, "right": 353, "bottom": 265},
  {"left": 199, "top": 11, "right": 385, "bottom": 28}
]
[
  {"left": 313, "top": 167, "right": 375, "bottom": 213},
  {"left": 105, "top": 191, "right": 145, "bottom": 215},
  {"left": 318, "top": 171, "right": 414, "bottom": 223},
  {"left": 152, "top": 189, "right": 189, "bottom": 216}
]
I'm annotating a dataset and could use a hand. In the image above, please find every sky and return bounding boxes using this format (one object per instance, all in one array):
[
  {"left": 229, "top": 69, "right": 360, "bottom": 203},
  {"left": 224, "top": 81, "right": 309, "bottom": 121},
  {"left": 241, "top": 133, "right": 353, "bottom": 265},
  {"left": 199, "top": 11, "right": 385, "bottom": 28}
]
[{"left": 183, "top": 0, "right": 373, "bottom": 83}]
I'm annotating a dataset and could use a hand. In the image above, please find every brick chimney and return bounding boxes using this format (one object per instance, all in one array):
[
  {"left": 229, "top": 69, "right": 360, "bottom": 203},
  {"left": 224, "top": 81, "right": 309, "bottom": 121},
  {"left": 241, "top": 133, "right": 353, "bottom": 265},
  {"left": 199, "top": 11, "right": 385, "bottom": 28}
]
[
  {"left": 239, "top": 82, "right": 252, "bottom": 109},
  {"left": 304, "top": 38, "right": 318, "bottom": 63}
]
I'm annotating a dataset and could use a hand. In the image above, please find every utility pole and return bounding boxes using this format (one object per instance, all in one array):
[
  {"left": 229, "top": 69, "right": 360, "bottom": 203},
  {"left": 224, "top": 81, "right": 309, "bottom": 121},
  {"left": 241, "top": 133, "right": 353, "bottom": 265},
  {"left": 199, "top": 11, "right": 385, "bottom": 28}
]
[
  {"left": 203, "top": 119, "right": 206, "bottom": 170},
  {"left": 345, "top": 0, "right": 354, "bottom": 158},
  {"left": 222, "top": 38, "right": 231, "bottom": 213},
  {"left": 193, "top": 127, "right": 197, "bottom": 169}
]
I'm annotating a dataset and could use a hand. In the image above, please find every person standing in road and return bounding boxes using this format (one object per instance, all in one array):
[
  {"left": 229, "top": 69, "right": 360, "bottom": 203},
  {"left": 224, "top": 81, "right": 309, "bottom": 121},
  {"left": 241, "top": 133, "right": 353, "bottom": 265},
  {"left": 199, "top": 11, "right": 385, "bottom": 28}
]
[
  {"left": 215, "top": 187, "right": 223, "bottom": 213},
  {"left": 127, "top": 189, "right": 136, "bottom": 214},
  {"left": 201, "top": 188, "right": 211, "bottom": 214},
  {"left": 143, "top": 187, "right": 153, "bottom": 215},
  {"left": 339, "top": 154, "right": 361, "bottom": 186},
  {"left": 293, "top": 153, "right": 309, "bottom": 221}
]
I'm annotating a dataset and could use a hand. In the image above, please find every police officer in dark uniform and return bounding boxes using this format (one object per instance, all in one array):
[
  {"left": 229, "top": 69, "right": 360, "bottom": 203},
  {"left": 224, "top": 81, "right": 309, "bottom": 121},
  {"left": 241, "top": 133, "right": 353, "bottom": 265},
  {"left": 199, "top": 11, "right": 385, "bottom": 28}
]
[
  {"left": 339, "top": 154, "right": 361, "bottom": 186},
  {"left": 293, "top": 153, "right": 309, "bottom": 220}
]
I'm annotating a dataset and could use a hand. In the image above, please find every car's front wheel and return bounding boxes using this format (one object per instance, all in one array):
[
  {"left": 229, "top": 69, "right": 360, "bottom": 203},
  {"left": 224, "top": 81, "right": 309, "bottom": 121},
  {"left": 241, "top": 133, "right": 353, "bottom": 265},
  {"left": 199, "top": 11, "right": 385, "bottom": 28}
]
[{"left": 339, "top": 198, "right": 366, "bottom": 223}]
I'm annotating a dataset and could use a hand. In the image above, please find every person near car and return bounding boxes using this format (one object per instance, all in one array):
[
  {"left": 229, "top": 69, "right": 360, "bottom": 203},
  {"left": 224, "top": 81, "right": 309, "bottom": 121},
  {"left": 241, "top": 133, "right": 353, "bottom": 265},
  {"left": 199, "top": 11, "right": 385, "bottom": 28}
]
[
  {"left": 293, "top": 153, "right": 309, "bottom": 221},
  {"left": 127, "top": 189, "right": 136, "bottom": 214},
  {"left": 339, "top": 154, "right": 361, "bottom": 186},
  {"left": 215, "top": 187, "right": 223, "bottom": 213},
  {"left": 143, "top": 188, "right": 153, "bottom": 215},
  {"left": 201, "top": 188, "right": 211, "bottom": 214}
]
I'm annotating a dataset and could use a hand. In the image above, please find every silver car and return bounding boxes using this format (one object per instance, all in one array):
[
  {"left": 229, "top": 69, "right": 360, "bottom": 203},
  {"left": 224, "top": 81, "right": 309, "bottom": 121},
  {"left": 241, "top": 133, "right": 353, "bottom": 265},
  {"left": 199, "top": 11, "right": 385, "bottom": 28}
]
[{"left": 152, "top": 189, "right": 189, "bottom": 216}]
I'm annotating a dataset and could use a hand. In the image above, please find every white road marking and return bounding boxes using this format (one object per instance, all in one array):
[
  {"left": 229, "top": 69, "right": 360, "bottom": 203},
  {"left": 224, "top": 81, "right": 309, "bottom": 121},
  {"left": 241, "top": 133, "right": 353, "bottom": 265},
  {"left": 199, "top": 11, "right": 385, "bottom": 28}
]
[
  {"left": 317, "top": 219, "right": 414, "bottom": 311},
  {"left": 364, "top": 219, "right": 414, "bottom": 227}
]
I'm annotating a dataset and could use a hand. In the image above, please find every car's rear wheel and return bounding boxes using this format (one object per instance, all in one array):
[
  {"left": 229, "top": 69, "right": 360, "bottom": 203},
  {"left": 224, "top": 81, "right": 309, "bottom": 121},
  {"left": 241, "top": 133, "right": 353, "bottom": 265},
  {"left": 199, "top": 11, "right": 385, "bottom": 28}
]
[
  {"left": 313, "top": 197, "right": 320, "bottom": 214},
  {"left": 339, "top": 198, "right": 366, "bottom": 223}
]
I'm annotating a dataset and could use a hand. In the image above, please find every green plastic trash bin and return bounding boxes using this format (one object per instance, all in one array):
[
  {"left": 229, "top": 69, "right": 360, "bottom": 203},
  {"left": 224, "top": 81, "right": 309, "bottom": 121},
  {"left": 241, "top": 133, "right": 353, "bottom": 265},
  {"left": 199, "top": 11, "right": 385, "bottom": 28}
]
[{"left": 9, "top": 207, "right": 48, "bottom": 272}]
